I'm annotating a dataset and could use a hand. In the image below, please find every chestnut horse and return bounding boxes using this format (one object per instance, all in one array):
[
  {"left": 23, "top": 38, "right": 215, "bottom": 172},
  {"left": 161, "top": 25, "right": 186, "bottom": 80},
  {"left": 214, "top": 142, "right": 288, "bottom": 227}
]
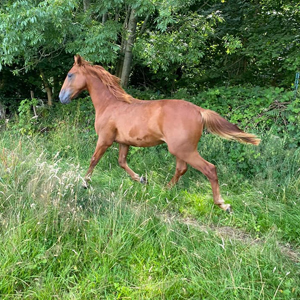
[{"left": 59, "top": 55, "right": 260, "bottom": 212}]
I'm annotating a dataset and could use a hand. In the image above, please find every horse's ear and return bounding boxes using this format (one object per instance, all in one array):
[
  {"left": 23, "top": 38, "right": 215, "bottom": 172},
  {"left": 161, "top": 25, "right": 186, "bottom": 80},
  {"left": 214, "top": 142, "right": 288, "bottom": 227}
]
[{"left": 74, "top": 55, "right": 82, "bottom": 66}]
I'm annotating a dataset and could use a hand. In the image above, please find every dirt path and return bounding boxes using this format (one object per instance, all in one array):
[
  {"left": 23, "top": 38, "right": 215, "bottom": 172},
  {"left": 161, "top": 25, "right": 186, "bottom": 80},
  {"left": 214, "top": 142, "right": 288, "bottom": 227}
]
[{"left": 160, "top": 213, "right": 300, "bottom": 264}]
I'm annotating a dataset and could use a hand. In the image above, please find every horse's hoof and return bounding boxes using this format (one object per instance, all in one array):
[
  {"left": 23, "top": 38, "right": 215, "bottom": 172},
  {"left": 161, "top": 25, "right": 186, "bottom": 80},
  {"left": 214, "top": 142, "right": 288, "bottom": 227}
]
[
  {"left": 219, "top": 203, "right": 232, "bottom": 213},
  {"left": 140, "top": 176, "right": 147, "bottom": 184},
  {"left": 226, "top": 206, "right": 233, "bottom": 214},
  {"left": 82, "top": 181, "right": 89, "bottom": 189}
]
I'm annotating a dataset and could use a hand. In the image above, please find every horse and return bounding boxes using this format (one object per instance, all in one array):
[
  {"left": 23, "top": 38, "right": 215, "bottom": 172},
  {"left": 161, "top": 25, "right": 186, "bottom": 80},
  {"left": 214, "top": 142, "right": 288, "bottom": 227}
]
[{"left": 59, "top": 55, "right": 260, "bottom": 212}]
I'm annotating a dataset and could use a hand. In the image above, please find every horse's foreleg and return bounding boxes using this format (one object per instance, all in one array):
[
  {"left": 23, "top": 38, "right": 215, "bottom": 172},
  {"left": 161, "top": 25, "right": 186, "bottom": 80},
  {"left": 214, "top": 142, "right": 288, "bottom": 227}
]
[
  {"left": 183, "top": 151, "right": 231, "bottom": 212},
  {"left": 118, "top": 144, "right": 145, "bottom": 183},
  {"left": 84, "top": 140, "right": 110, "bottom": 186},
  {"left": 167, "top": 158, "right": 187, "bottom": 188}
]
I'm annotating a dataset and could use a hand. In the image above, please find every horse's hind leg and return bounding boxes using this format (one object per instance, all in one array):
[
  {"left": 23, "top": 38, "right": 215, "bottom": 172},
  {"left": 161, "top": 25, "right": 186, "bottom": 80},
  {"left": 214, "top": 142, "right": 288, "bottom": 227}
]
[
  {"left": 118, "top": 144, "right": 146, "bottom": 183},
  {"left": 167, "top": 158, "right": 187, "bottom": 188},
  {"left": 181, "top": 151, "right": 230, "bottom": 212}
]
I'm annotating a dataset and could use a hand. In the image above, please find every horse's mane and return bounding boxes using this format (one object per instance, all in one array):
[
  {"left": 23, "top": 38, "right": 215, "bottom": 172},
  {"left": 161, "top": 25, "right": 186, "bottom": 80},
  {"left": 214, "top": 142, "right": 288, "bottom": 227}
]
[{"left": 77, "top": 57, "right": 134, "bottom": 104}]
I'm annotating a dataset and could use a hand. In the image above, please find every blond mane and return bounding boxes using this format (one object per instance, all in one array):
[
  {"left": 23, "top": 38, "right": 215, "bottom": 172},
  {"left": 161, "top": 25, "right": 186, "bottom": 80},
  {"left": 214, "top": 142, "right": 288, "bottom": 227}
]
[{"left": 77, "top": 57, "right": 134, "bottom": 104}]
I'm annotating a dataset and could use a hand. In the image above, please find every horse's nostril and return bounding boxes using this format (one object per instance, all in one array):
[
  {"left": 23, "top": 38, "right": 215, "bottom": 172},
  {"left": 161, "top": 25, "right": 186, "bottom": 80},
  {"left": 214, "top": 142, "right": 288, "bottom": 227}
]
[{"left": 59, "top": 90, "right": 71, "bottom": 104}]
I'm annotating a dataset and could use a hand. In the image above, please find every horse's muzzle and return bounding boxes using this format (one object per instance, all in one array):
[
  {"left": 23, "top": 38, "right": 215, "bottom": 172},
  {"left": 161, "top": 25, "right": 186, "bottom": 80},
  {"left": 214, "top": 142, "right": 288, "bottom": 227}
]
[{"left": 59, "top": 90, "right": 71, "bottom": 104}]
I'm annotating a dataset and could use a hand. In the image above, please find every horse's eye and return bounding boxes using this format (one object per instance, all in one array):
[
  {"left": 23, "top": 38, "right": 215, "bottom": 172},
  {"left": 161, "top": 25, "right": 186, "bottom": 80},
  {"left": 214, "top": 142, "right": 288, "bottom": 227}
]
[{"left": 67, "top": 73, "right": 74, "bottom": 79}]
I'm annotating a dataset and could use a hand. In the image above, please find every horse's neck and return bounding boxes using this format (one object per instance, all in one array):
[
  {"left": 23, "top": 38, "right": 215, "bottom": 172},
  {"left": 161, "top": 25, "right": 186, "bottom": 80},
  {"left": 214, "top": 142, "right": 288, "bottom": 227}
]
[{"left": 87, "top": 77, "right": 116, "bottom": 113}]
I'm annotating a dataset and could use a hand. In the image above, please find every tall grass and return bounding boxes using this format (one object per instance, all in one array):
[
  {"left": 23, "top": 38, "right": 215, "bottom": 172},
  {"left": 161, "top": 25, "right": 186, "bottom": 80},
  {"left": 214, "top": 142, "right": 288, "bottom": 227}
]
[{"left": 0, "top": 120, "right": 299, "bottom": 299}]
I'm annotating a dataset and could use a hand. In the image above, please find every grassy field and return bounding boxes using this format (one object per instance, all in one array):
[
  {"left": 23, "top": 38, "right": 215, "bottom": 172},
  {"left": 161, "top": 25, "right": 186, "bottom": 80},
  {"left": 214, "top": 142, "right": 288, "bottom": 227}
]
[{"left": 0, "top": 109, "right": 300, "bottom": 299}]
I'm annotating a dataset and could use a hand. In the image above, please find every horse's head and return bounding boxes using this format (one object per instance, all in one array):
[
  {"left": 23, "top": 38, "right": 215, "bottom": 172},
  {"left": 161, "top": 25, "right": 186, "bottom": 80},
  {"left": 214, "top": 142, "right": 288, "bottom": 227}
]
[{"left": 59, "top": 55, "right": 87, "bottom": 104}]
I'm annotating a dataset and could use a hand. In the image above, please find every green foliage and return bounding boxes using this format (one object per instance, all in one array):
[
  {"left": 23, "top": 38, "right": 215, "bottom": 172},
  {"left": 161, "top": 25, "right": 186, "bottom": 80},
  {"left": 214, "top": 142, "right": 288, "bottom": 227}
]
[
  {"left": 8, "top": 96, "right": 94, "bottom": 138},
  {"left": 135, "top": 10, "right": 220, "bottom": 73},
  {"left": 1, "top": 0, "right": 300, "bottom": 103},
  {"left": 66, "top": 20, "right": 121, "bottom": 64},
  {"left": 13, "top": 98, "right": 39, "bottom": 135},
  {"left": 222, "top": 34, "right": 243, "bottom": 54},
  {"left": 205, "top": 0, "right": 300, "bottom": 86},
  {"left": 0, "top": 0, "right": 78, "bottom": 69},
  {"left": 191, "top": 86, "right": 300, "bottom": 147}
]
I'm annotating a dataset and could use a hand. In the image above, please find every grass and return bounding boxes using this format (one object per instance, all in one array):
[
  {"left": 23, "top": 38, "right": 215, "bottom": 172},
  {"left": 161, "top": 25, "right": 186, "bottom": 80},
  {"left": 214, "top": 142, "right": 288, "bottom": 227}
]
[{"left": 0, "top": 118, "right": 300, "bottom": 299}]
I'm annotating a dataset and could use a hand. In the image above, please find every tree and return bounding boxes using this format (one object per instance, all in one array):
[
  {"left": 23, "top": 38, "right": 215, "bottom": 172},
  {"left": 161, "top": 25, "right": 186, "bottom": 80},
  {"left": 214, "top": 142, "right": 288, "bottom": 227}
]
[
  {"left": 0, "top": 0, "right": 222, "bottom": 95},
  {"left": 82, "top": 0, "right": 155, "bottom": 85},
  {"left": 133, "top": 1, "right": 223, "bottom": 90},
  {"left": 0, "top": 0, "right": 78, "bottom": 68},
  {"left": 201, "top": 0, "right": 300, "bottom": 86},
  {"left": 1, "top": 0, "right": 299, "bottom": 111},
  {"left": 0, "top": 0, "right": 79, "bottom": 105}
]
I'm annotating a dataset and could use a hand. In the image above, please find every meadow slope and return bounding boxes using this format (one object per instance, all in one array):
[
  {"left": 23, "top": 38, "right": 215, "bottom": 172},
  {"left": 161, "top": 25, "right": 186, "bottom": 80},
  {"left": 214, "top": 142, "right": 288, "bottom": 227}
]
[{"left": 0, "top": 116, "right": 299, "bottom": 299}]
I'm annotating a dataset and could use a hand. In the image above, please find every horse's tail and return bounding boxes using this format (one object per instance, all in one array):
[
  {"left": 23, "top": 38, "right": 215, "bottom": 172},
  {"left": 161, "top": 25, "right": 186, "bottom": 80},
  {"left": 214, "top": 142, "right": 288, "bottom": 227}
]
[{"left": 200, "top": 108, "right": 261, "bottom": 145}]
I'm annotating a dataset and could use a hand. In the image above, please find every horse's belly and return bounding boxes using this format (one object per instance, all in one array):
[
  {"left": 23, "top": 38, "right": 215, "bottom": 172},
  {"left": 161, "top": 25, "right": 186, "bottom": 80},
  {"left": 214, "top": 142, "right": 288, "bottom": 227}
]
[
  {"left": 115, "top": 134, "right": 164, "bottom": 147},
  {"left": 113, "top": 102, "right": 165, "bottom": 147},
  {"left": 115, "top": 126, "right": 164, "bottom": 147}
]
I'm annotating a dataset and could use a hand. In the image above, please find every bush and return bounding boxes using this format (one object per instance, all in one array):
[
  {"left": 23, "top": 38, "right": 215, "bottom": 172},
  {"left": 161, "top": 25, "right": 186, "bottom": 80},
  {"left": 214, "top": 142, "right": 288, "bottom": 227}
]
[{"left": 191, "top": 86, "right": 300, "bottom": 148}]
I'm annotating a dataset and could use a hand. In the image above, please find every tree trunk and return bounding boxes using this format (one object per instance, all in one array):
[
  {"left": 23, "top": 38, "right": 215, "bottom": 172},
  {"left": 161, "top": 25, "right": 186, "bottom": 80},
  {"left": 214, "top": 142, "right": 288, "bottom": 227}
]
[
  {"left": 120, "top": 8, "right": 137, "bottom": 88},
  {"left": 102, "top": 13, "right": 108, "bottom": 24},
  {"left": 83, "top": 0, "right": 90, "bottom": 11},
  {"left": 140, "top": 14, "right": 149, "bottom": 35},
  {"left": 40, "top": 71, "right": 53, "bottom": 106},
  {"left": 0, "top": 102, "right": 5, "bottom": 120},
  {"left": 53, "top": 75, "right": 60, "bottom": 100},
  {"left": 115, "top": 7, "right": 131, "bottom": 78},
  {"left": 30, "top": 90, "right": 37, "bottom": 117}
]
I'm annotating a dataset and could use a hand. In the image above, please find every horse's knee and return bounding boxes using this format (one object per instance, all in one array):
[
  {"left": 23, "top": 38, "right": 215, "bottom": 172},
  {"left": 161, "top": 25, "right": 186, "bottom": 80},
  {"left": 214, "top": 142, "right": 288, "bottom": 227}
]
[{"left": 177, "top": 164, "right": 188, "bottom": 176}]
